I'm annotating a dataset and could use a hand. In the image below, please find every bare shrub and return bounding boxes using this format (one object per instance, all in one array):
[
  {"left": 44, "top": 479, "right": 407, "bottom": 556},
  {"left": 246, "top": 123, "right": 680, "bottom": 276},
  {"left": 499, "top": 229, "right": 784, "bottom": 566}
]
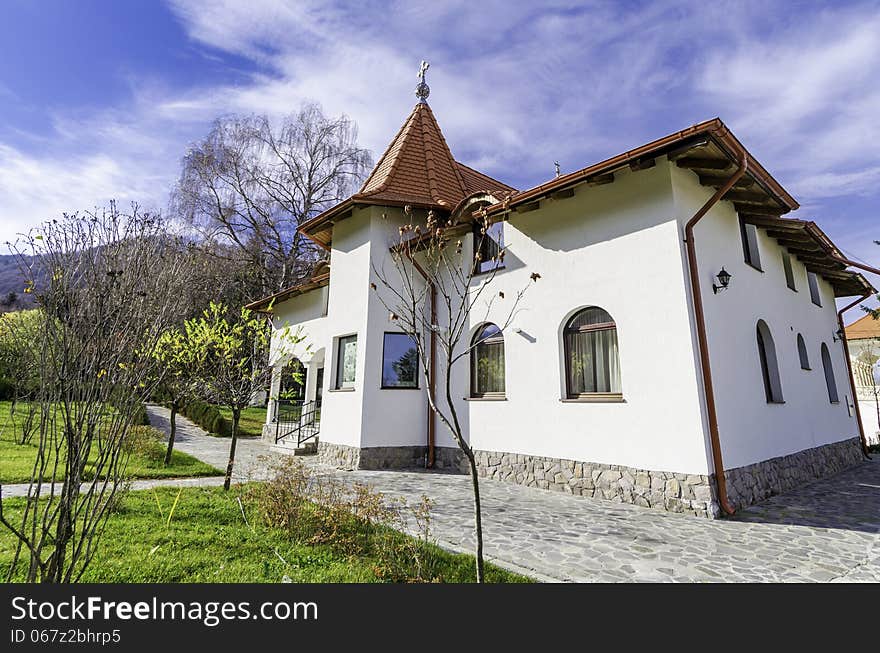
[{"left": 243, "top": 457, "right": 436, "bottom": 581}]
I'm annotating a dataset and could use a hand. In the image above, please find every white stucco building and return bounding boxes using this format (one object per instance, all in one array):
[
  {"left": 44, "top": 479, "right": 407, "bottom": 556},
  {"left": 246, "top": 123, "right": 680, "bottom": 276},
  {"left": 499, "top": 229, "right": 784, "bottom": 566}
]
[{"left": 248, "top": 80, "right": 876, "bottom": 518}]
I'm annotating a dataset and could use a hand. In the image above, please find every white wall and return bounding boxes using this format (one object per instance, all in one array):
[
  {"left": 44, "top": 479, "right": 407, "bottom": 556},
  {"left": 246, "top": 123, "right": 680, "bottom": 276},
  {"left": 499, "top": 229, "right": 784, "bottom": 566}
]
[
  {"left": 672, "top": 164, "right": 860, "bottom": 469},
  {"left": 451, "top": 163, "right": 712, "bottom": 474},
  {"left": 361, "top": 206, "right": 438, "bottom": 449}
]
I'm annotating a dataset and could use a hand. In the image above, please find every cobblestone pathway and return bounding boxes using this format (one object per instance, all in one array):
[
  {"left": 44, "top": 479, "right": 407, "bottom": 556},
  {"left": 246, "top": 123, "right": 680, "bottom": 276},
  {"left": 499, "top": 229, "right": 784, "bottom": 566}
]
[{"left": 7, "top": 404, "right": 876, "bottom": 582}]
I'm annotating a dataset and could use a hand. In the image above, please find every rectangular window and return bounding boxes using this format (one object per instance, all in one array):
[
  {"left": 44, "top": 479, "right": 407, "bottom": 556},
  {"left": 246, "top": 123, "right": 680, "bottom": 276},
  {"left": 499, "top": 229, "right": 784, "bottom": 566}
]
[
  {"left": 381, "top": 333, "right": 419, "bottom": 389},
  {"left": 782, "top": 252, "right": 796, "bottom": 291},
  {"left": 335, "top": 335, "right": 357, "bottom": 388},
  {"left": 474, "top": 220, "right": 504, "bottom": 274},
  {"left": 807, "top": 272, "right": 822, "bottom": 307},
  {"left": 739, "top": 217, "right": 762, "bottom": 270}
]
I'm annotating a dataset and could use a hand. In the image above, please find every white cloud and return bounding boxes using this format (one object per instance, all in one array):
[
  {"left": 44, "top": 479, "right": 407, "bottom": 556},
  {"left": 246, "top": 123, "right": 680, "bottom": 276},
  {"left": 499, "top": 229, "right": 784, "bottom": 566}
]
[
  {"left": 2, "top": 0, "right": 879, "bottom": 250},
  {"left": 697, "top": 7, "right": 880, "bottom": 199}
]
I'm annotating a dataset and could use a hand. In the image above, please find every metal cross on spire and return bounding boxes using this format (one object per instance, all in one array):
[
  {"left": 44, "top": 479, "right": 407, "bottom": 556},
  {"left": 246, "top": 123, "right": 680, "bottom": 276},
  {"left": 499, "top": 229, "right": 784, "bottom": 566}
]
[{"left": 415, "top": 60, "right": 430, "bottom": 103}]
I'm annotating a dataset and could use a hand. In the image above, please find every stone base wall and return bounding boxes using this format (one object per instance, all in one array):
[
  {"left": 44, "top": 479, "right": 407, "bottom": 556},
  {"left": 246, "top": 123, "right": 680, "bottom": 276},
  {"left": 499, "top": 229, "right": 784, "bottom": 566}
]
[
  {"left": 473, "top": 450, "right": 718, "bottom": 518},
  {"left": 316, "top": 441, "right": 361, "bottom": 470},
  {"left": 724, "top": 437, "right": 864, "bottom": 510},
  {"left": 261, "top": 423, "right": 275, "bottom": 444},
  {"left": 311, "top": 436, "right": 865, "bottom": 518},
  {"left": 316, "top": 443, "right": 468, "bottom": 473}
]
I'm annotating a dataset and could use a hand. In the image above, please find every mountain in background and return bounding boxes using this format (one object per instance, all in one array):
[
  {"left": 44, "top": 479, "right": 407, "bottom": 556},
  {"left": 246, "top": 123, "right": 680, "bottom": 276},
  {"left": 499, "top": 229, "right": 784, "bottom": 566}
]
[{"left": 0, "top": 254, "right": 35, "bottom": 311}]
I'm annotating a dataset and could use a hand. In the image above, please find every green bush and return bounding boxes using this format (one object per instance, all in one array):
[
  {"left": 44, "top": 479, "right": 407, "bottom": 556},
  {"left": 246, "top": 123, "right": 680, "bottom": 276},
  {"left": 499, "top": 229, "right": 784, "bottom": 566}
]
[
  {"left": 0, "top": 377, "right": 13, "bottom": 400},
  {"left": 179, "top": 400, "right": 228, "bottom": 437}
]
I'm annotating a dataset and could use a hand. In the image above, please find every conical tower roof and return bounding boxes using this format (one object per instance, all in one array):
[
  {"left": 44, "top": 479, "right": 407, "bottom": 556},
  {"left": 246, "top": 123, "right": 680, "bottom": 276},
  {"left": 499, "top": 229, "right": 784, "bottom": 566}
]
[
  {"left": 300, "top": 101, "right": 514, "bottom": 248},
  {"left": 358, "top": 102, "right": 470, "bottom": 207}
]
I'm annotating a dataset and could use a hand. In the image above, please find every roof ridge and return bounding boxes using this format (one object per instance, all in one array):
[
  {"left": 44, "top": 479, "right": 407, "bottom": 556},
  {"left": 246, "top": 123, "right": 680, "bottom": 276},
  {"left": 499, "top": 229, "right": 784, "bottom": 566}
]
[
  {"left": 419, "top": 103, "right": 468, "bottom": 199},
  {"left": 454, "top": 159, "right": 516, "bottom": 192},
  {"left": 418, "top": 103, "right": 445, "bottom": 204},
  {"left": 358, "top": 104, "right": 419, "bottom": 196}
]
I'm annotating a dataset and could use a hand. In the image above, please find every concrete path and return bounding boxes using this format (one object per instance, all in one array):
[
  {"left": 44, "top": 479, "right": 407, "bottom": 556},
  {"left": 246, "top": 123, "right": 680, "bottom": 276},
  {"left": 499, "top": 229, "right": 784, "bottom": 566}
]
[
  {"left": 144, "top": 404, "right": 270, "bottom": 482},
  {"left": 143, "top": 407, "right": 880, "bottom": 582},
  {"left": 6, "top": 405, "right": 878, "bottom": 582}
]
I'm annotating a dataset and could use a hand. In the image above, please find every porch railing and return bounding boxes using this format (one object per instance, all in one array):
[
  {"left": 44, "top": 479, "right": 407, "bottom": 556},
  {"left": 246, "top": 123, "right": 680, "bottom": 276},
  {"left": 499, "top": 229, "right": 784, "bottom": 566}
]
[{"left": 274, "top": 398, "right": 321, "bottom": 447}]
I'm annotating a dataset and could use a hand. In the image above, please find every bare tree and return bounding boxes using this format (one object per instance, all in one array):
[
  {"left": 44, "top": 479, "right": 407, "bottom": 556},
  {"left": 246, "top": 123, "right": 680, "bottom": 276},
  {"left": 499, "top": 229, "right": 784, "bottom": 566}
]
[
  {"left": 0, "top": 205, "right": 190, "bottom": 582},
  {"left": 372, "top": 206, "right": 537, "bottom": 582},
  {"left": 172, "top": 103, "right": 371, "bottom": 299}
]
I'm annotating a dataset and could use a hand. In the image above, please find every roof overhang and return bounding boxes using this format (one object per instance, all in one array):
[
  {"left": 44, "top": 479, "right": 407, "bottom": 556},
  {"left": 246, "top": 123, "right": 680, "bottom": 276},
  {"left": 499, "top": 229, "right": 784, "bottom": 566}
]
[
  {"left": 299, "top": 197, "right": 450, "bottom": 250},
  {"left": 738, "top": 217, "right": 874, "bottom": 298},
  {"left": 245, "top": 272, "right": 331, "bottom": 313},
  {"left": 481, "top": 118, "right": 798, "bottom": 220}
]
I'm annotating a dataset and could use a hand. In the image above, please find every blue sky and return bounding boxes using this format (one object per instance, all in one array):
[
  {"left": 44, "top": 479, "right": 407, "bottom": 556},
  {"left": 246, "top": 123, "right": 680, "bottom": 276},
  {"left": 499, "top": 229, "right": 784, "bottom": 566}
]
[{"left": 1, "top": 0, "right": 878, "bottom": 296}]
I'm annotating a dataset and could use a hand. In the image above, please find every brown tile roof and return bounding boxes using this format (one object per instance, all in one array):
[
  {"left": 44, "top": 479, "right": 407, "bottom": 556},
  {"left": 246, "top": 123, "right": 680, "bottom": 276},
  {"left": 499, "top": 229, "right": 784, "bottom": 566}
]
[
  {"left": 846, "top": 312, "right": 880, "bottom": 340},
  {"left": 300, "top": 102, "right": 514, "bottom": 248},
  {"left": 245, "top": 272, "right": 330, "bottom": 313}
]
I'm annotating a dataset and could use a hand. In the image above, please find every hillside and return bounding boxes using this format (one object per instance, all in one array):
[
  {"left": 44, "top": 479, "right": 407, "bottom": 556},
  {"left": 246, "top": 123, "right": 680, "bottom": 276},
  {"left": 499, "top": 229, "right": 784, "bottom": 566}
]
[{"left": 0, "top": 254, "right": 34, "bottom": 310}]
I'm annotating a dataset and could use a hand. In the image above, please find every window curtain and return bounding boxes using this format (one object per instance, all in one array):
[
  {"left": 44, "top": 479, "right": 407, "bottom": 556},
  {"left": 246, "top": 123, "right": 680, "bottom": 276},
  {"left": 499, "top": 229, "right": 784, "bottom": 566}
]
[
  {"left": 567, "top": 328, "right": 621, "bottom": 394},
  {"left": 473, "top": 340, "right": 505, "bottom": 394}
]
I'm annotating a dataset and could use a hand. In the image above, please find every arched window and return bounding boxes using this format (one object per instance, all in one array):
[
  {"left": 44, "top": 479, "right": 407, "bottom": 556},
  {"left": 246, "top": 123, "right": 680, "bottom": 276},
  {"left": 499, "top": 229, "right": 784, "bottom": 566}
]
[
  {"left": 564, "top": 307, "right": 622, "bottom": 397},
  {"left": 471, "top": 323, "right": 505, "bottom": 397},
  {"left": 820, "top": 343, "right": 839, "bottom": 403},
  {"left": 756, "top": 320, "right": 784, "bottom": 403},
  {"left": 796, "top": 334, "right": 810, "bottom": 370}
]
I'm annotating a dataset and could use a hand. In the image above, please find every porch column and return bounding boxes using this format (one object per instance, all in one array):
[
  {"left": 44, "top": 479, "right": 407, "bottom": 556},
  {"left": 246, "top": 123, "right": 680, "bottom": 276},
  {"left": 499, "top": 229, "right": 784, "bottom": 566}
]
[{"left": 266, "top": 365, "right": 283, "bottom": 424}]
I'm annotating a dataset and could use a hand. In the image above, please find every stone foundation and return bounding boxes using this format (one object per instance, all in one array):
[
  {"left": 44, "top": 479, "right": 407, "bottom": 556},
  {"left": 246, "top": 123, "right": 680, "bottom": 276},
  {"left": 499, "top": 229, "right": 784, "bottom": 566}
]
[
  {"left": 723, "top": 437, "right": 864, "bottom": 510},
  {"left": 316, "top": 443, "right": 468, "bottom": 473},
  {"left": 312, "top": 436, "right": 865, "bottom": 518},
  {"left": 261, "top": 423, "right": 275, "bottom": 444},
  {"left": 316, "top": 441, "right": 361, "bottom": 470},
  {"left": 473, "top": 450, "right": 718, "bottom": 518}
]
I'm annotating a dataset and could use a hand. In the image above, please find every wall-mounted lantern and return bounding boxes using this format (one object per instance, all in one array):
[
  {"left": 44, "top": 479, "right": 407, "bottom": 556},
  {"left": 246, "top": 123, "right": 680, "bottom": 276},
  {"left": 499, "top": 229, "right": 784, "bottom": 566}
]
[{"left": 712, "top": 267, "right": 732, "bottom": 294}]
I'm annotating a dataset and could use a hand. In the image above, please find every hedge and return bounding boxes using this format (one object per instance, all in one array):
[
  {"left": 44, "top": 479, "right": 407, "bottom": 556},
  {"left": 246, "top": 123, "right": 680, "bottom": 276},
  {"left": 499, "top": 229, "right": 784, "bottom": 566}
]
[{"left": 179, "top": 399, "right": 230, "bottom": 437}]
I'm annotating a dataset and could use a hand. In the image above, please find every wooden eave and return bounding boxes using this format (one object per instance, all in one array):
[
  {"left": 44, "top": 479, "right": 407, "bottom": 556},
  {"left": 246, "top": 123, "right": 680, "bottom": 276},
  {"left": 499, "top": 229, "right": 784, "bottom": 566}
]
[
  {"left": 244, "top": 272, "right": 331, "bottom": 313},
  {"left": 737, "top": 216, "right": 874, "bottom": 297},
  {"left": 481, "top": 118, "right": 799, "bottom": 221}
]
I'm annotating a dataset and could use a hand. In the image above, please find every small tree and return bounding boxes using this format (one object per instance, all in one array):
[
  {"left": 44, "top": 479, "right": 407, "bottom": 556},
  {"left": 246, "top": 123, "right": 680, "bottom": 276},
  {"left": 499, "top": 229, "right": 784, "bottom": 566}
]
[
  {"left": 186, "top": 302, "right": 300, "bottom": 490},
  {"left": 372, "top": 206, "right": 536, "bottom": 582},
  {"left": 0, "top": 205, "right": 190, "bottom": 582},
  {"left": 152, "top": 327, "right": 200, "bottom": 465}
]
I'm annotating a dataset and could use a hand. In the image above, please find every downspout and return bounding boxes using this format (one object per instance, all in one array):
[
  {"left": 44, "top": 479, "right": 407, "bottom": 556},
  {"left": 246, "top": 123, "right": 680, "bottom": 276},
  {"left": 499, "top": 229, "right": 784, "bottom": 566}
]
[
  {"left": 408, "top": 256, "right": 437, "bottom": 468},
  {"left": 684, "top": 152, "right": 748, "bottom": 517},
  {"left": 836, "top": 292, "right": 875, "bottom": 459},
  {"left": 828, "top": 256, "right": 879, "bottom": 458}
]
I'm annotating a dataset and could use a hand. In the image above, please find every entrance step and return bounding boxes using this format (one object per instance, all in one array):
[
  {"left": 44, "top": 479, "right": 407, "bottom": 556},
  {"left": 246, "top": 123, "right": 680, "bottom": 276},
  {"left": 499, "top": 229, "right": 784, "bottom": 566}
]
[{"left": 271, "top": 439, "right": 318, "bottom": 457}]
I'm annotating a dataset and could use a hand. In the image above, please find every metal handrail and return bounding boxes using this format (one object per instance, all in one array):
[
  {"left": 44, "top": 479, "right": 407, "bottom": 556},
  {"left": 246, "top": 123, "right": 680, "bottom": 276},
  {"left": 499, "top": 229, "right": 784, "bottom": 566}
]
[{"left": 274, "top": 398, "right": 321, "bottom": 446}]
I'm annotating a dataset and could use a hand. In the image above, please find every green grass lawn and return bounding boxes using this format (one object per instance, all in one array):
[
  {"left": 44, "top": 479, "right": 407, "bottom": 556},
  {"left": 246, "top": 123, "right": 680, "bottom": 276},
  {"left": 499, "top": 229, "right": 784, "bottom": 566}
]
[
  {"left": 215, "top": 405, "right": 267, "bottom": 438},
  {"left": 0, "top": 486, "right": 529, "bottom": 583},
  {"left": 0, "top": 402, "right": 221, "bottom": 484}
]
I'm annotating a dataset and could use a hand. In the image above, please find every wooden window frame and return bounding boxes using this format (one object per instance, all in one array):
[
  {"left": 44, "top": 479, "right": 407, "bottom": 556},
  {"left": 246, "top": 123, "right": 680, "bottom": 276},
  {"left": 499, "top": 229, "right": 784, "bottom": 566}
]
[
  {"left": 782, "top": 252, "right": 797, "bottom": 292},
  {"left": 807, "top": 272, "right": 822, "bottom": 307},
  {"left": 472, "top": 221, "right": 505, "bottom": 276},
  {"left": 334, "top": 334, "right": 357, "bottom": 390},
  {"left": 563, "top": 311, "right": 623, "bottom": 400},
  {"left": 470, "top": 325, "right": 505, "bottom": 398},
  {"left": 739, "top": 217, "right": 763, "bottom": 272},
  {"left": 756, "top": 321, "right": 784, "bottom": 404},
  {"left": 380, "top": 332, "right": 420, "bottom": 390},
  {"left": 820, "top": 343, "right": 839, "bottom": 404},
  {"left": 796, "top": 333, "right": 811, "bottom": 370}
]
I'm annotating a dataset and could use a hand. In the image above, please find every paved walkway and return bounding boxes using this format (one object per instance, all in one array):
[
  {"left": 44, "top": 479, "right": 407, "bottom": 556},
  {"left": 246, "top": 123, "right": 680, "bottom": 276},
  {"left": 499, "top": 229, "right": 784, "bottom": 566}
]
[
  {"left": 6, "top": 405, "right": 878, "bottom": 582},
  {"left": 144, "top": 404, "right": 270, "bottom": 482}
]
